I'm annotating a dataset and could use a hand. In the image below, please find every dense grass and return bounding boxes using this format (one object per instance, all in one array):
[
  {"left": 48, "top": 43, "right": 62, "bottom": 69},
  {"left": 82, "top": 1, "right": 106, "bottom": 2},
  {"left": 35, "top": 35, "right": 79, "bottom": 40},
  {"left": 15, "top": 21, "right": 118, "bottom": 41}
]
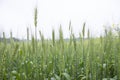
[
  {"left": 0, "top": 26, "right": 120, "bottom": 80},
  {"left": 0, "top": 6, "right": 120, "bottom": 80}
]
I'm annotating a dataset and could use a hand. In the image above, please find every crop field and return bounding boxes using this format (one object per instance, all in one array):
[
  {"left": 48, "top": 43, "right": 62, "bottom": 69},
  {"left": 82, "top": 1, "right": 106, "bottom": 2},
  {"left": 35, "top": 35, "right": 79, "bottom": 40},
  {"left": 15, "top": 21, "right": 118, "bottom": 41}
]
[
  {"left": 0, "top": 7, "right": 120, "bottom": 80},
  {"left": 0, "top": 25, "right": 120, "bottom": 80}
]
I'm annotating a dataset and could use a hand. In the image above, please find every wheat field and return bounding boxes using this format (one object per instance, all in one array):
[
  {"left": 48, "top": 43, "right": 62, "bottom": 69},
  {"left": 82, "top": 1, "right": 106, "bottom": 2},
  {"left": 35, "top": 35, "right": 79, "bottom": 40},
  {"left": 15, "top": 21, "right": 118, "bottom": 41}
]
[{"left": 0, "top": 7, "right": 120, "bottom": 80}]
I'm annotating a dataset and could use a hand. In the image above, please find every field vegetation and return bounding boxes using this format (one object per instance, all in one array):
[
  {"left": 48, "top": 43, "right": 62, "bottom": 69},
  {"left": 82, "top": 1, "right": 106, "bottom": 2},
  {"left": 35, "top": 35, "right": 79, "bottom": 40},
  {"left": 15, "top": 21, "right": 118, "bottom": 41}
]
[{"left": 0, "top": 7, "right": 120, "bottom": 80}]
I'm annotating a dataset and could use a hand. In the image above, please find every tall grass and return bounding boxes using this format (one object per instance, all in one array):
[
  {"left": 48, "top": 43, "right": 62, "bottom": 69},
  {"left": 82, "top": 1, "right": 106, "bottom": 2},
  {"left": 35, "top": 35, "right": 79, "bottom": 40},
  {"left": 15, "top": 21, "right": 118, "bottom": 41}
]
[
  {"left": 0, "top": 25, "right": 120, "bottom": 80},
  {"left": 0, "top": 7, "right": 120, "bottom": 79}
]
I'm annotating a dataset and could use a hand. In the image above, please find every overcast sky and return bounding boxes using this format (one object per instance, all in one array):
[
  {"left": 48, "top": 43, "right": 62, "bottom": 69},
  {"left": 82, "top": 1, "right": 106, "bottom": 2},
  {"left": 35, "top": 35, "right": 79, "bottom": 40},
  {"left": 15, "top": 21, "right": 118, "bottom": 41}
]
[{"left": 0, "top": 0, "right": 120, "bottom": 39}]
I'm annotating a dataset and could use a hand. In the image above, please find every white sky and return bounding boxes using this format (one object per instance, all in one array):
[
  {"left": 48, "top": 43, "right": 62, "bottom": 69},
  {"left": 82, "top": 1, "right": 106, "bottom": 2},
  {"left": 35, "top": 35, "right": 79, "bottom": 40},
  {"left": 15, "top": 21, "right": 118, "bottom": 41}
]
[{"left": 0, "top": 0, "right": 120, "bottom": 39}]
